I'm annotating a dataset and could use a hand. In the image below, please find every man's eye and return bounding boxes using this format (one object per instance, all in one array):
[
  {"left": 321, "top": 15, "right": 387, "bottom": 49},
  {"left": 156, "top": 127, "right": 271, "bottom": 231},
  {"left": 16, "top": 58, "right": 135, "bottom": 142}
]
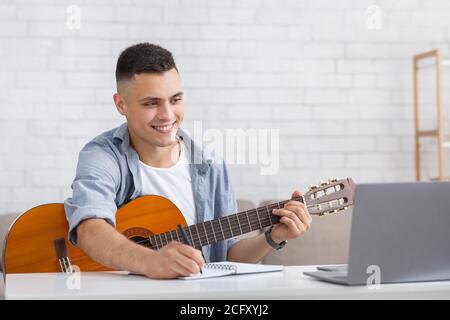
[
  {"left": 172, "top": 98, "right": 182, "bottom": 104},
  {"left": 143, "top": 102, "right": 158, "bottom": 106}
]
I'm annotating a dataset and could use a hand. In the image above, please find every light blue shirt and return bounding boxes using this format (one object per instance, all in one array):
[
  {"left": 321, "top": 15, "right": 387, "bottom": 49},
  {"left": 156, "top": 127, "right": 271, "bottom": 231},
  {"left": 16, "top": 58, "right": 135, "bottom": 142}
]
[{"left": 64, "top": 122, "right": 238, "bottom": 263}]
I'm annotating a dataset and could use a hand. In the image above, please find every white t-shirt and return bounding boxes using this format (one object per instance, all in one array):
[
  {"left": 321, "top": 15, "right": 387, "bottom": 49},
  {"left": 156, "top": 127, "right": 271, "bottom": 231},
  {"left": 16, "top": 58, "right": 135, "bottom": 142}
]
[{"left": 139, "top": 140, "right": 197, "bottom": 226}]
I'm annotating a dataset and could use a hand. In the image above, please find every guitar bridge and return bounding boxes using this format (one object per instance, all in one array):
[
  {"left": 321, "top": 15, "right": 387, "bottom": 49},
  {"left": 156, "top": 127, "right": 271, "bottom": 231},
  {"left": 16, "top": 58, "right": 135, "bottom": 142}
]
[{"left": 54, "top": 238, "right": 73, "bottom": 273}]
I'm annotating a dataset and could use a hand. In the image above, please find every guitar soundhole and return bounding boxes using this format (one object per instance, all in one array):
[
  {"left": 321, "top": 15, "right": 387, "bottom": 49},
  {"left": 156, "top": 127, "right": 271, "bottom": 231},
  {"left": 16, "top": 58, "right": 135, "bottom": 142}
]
[
  {"left": 130, "top": 236, "right": 148, "bottom": 244},
  {"left": 123, "top": 227, "right": 153, "bottom": 248}
]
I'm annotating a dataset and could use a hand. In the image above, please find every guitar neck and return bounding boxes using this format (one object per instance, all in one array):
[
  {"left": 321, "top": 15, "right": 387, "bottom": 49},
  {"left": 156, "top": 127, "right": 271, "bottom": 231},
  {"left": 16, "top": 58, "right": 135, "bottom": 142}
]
[{"left": 147, "top": 196, "right": 304, "bottom": 249}]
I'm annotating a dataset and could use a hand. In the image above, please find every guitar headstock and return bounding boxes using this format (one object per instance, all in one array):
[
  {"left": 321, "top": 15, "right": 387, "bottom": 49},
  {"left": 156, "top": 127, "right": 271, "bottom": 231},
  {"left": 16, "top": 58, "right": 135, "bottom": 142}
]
[{"left": 304, "top": 177, "right": 355, "bottom": 216}]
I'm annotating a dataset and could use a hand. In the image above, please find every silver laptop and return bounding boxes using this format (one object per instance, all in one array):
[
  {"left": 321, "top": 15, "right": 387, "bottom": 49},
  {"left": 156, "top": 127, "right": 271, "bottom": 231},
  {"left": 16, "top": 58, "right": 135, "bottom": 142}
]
[{"left": 304, "top": 182, "right": 450, "bottom": 285}]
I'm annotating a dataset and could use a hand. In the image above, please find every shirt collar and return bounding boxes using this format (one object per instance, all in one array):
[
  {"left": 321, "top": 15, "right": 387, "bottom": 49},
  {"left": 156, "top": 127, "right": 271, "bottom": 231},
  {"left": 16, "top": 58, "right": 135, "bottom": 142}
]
[{"left": 112, "top": 122, "right": 130, "bottom": 148}]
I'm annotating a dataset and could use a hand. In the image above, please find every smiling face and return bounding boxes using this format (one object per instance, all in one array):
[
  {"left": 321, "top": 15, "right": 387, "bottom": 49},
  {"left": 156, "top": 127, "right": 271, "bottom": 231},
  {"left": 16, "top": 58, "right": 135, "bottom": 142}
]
[{"left": 114, "top": 68, "right": 184, "bottom": 150}]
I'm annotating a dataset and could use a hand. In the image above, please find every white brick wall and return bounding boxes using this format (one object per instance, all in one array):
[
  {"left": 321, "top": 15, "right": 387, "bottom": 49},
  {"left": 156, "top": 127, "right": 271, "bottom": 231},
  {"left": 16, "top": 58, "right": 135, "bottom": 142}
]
[{"left": 1, "top": 0, "right": 450, "bottom": 215}]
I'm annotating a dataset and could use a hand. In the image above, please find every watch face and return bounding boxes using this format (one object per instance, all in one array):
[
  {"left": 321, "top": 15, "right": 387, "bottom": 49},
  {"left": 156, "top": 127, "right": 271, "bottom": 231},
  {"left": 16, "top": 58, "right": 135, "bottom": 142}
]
[{"left": 277, "top": 241, "right": 287, "bottom": 250}]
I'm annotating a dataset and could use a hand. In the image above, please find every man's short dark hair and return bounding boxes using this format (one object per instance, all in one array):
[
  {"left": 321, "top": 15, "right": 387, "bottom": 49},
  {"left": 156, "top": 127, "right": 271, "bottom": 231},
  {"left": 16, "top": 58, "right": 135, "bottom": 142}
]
[{"left": 115, "top": 43, "right": 178, "bottom": 83}]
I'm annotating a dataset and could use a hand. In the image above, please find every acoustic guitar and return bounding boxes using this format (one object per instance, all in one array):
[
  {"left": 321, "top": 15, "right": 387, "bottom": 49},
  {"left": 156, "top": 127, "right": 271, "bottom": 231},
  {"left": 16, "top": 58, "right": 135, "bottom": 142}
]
[{"left": 2, "top": 177, "right": 355, "bottom": 274}]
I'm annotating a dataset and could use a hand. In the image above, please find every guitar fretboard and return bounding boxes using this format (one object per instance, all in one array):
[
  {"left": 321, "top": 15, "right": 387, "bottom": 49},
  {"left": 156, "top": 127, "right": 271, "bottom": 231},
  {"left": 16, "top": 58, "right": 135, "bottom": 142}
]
[{"left": 145, "top": 197, "right": 304, "bottom": 250}]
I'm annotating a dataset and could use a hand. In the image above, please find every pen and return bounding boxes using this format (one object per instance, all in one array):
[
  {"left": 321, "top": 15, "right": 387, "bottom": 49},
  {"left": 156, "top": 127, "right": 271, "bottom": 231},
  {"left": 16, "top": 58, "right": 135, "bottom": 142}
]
[{"left": 177, "top": 224, "right": 203, "bottom": 274}]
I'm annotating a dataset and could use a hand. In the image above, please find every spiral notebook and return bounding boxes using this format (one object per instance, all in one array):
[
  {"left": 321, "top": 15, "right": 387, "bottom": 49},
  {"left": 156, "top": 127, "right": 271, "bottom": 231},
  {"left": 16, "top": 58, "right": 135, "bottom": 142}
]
[{"left": 179, "top": 262, "right": 284, "bottom": 280}]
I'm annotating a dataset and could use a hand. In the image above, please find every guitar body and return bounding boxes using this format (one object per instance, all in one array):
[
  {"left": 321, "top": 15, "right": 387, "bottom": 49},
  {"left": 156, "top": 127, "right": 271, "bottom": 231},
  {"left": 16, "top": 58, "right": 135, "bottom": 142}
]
[{"left": 3, "top": 195, "right": 187, "bottom": 274}]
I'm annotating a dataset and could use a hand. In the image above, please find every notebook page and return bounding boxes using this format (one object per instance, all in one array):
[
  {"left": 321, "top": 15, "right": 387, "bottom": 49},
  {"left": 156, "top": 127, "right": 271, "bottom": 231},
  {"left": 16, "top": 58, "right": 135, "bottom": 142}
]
[
  {"left": 179, "top": 262, "right": 283, "bottom": 280},
  {"left": 179, "top": 267, "right": 235, "bottom": 280},
  {"left": 208, "top": 262, "right": 284, "bottom": 275}
]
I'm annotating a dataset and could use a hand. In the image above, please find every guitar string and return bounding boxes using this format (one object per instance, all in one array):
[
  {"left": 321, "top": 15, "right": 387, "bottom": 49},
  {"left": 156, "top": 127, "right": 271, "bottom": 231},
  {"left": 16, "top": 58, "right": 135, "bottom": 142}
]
[
  {"left": 106, "top": 194, "right": 333, "bottom": 249},
  {"left": 127, "top": 200, "right": 342, "bottom": 248},
  {"left": 67, "top": 199, "right": 345, "bottom": 265},
  {"left": 66, "top": 202, "right": 346, "bottom": 266},
  {"left": 132, "top": 201, "right": 293, "bottom": 247},
  {"left": 124, "top": 198, "right": 343, "bottom": 248},
  {"left": 146, "top": 218, "right": 274, "bottom": 248}
]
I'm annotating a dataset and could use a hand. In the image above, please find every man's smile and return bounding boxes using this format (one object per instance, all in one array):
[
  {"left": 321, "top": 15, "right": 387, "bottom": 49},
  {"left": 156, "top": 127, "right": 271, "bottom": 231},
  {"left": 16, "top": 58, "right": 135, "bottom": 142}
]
[{"left": 150, "top": 121, "right": 176, "bottom": 134}]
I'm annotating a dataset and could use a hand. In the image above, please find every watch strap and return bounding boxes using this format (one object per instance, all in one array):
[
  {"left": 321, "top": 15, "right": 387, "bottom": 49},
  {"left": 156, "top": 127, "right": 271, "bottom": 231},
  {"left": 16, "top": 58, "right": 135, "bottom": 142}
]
[{"left": 264, "top": 226, "right": 287, "bottom": 250}]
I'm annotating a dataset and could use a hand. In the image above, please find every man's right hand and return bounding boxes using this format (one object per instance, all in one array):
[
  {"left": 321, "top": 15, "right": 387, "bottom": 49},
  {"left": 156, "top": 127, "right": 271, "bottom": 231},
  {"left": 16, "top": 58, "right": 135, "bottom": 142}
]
[
  {"left": 144, "top": 241, "right": 205, "bottom": 279},
  {"left": 77, "top": 219, "right": 206, "bottom": 280}
]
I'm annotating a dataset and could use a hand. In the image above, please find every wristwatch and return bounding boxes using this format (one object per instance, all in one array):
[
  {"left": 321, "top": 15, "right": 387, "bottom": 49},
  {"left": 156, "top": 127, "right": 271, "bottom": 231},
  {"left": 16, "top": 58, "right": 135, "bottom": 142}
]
[{"left": 264, "top": 226, "right": 287, "bottom": 250}]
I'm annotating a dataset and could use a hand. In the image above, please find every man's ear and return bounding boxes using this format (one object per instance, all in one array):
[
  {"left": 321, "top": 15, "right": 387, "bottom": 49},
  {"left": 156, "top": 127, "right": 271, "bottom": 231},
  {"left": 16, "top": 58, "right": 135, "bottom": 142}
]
[{"left": 113, "top": 93, "right": 126, "bottom": 116}]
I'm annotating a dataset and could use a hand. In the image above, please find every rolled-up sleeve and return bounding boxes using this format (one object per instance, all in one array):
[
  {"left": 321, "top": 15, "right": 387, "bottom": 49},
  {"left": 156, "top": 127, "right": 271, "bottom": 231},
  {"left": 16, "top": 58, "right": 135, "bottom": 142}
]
[{"left": 64, "top": 142, "right": 120, "bottom": 246}]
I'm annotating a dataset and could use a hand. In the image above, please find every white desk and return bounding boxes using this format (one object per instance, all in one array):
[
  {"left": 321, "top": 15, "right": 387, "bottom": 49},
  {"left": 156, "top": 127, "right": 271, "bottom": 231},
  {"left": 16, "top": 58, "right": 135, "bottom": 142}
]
[{"left": 4, "top": 266, "right": 450, "bottom": 300}]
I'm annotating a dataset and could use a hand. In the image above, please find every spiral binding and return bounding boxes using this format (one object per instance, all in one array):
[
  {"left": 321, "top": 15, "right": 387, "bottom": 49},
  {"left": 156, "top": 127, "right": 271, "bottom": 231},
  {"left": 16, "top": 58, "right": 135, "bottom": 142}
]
[{"left": 204, "top": 263, "right": 238, "bottom": 272}]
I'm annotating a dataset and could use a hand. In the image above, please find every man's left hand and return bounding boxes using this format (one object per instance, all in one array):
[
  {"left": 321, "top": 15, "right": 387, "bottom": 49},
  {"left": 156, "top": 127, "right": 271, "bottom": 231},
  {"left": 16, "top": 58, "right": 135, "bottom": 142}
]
[{"left": 270, "top": 190, "right": 312, "bottom": 244}]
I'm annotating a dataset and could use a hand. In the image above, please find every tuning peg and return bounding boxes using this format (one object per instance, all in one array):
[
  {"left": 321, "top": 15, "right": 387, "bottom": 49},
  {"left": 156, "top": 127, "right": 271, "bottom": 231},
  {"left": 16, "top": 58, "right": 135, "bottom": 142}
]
[
  {"left": 330, "top": 179, "right": 338, "bottom": 192},
  {"left": 309, "top": 184, "right": 319, "bottom": 198},
  {"left": 327, "top": 178, "right": 336, "bottom": 192},
  {"left": 338, "top": 207, "right": 348, "bottom": 212},
  {"left": 327, "top": 177, "right": 340, "bottom": 192},
  {"left": 319, "top": 180, "right": 329, "bottom": 195},
  {"left": 327, "top": 210, "right": 338, "bottom": 215}
]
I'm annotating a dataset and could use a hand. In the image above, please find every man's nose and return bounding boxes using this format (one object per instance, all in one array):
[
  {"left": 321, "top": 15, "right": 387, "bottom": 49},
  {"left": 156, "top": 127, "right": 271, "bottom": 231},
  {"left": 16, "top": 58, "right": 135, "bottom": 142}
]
[{"left": 157, "top": 101, "right": 174, "bottom": 119}]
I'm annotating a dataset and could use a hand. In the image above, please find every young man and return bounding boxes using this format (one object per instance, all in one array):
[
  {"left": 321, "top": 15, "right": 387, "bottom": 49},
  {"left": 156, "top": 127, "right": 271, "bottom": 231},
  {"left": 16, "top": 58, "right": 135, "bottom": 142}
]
[{"left": 64, "top": 43, "right": 312, "bottom": 280}]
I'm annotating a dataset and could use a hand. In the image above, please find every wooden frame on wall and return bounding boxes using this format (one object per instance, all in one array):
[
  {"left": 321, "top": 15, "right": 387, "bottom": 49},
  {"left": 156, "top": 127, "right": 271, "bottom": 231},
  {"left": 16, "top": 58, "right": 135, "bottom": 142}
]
[{"left": 413, "top": 48, "right": 448, "bottom": 181}]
